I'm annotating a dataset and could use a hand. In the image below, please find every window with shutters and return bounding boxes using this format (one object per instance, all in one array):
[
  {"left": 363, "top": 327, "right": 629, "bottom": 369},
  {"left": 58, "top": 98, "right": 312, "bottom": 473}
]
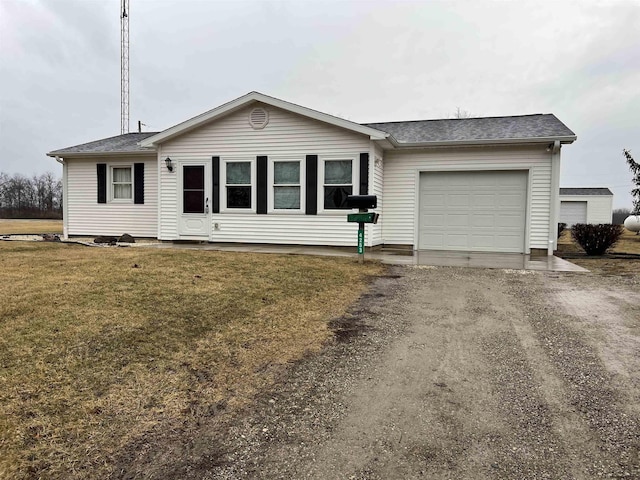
[
  {"left": 322, "top": 159, "right": 354, "bottom": 210},
  {"left": 271, "top": 160, "right": 303, "bottom": 211},
  {"left": 110, "top": 165, "right": 133, "bottom": 201},
  {"left": 222, "top": 159, "right": 255, "bottom": 211}
]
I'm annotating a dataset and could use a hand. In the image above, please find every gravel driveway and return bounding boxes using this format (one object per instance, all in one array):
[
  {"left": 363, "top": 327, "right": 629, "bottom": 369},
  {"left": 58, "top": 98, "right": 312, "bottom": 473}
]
[{"left": 129, "top": 266, "right": 639, "bottom": 480}]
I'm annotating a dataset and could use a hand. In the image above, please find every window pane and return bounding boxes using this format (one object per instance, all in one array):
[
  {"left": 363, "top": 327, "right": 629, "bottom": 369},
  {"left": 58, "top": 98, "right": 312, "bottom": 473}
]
[
  {"left": 274, "top": 162, "right": 300, "bottom": 185},
  {"left": 183, "top": 165, "right": 204, "bottom": 189},
  {"left": 227, "top": 186, "right": 251, "bottom": 208},
  {"left": 324, "top": 186, "right": 352, "bottom": 209},
  {"left": 114, "top": 183, "right": 132, "bottom": 199},
  {"left": 113, "top": 167, "right": 131, "bottom": 183},
  {"left": 184, "top": 191, "right": 204, "bottom": 213},
  {"left": 274, "top": 186, "right": 300, "bottom": 209},
  {"left": 324, "top": 160, "right": 351, "bottom": 184},
  {"left": 226, "top": 162, "right": 251, "bottom": 184}
]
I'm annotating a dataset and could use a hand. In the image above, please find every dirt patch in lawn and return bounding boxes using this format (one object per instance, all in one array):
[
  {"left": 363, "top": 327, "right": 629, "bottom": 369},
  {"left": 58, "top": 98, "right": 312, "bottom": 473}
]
[
  {"left": 0, "top": 241, "right": 384, "bottom": 480},
  {"left": 0, "top": 219, "right": 62, "bottom": 235}
]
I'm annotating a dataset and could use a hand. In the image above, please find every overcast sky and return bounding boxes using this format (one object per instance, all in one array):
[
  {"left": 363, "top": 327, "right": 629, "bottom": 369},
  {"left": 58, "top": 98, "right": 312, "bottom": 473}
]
[{"left": 1, "top": 0, "right": 638, "bottom": 208}]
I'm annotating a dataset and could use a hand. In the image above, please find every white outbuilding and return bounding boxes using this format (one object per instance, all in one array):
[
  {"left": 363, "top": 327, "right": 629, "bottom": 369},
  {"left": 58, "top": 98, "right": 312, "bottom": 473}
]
[{"left": 559, "top": 188, "right": 613, "bottom": 227}]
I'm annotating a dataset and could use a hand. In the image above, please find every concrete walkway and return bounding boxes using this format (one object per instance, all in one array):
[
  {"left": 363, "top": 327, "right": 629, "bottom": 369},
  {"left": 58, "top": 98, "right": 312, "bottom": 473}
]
[
  {"left": 1, "top": 234, "right": 586, "bottom": 272},
  {"left": 143, "top": 241, "right": 586, "bottom": 272}
]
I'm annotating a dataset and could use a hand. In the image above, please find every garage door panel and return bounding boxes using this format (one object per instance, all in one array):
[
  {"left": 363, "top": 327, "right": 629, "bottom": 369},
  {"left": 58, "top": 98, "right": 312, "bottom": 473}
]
[
  {"left": 471, "top": 236, "right": 496, "bottom": 248},
  {"left": 448, "top": 195, "right": 470, "bottom": 207},
  {"left": 497, "top": 214, "right": 523, "bottom": 228},
  {"left": 423, "top": 193, "right": 445, "bottom": 206},
  {"left": 448, "top": 213, "right": 470, "bottom": 227},
  {"left": 419, "top": 171, "right": 527, "bottom": 253},
  {"left": 446, "top": 234, "right": 470, "bottom": 248},
  {"left": 422, "top": 214, "right": 445, "bottom": 226},
  {"left": 496, "top": 235, "right": 524, "bottom": 249},
  {"left": 474, "top": 194, "right": 497, "bottom": 207},
  {"left": 421, "top": 233, "right": 445, "bottom": 249},
  {"left": 472, "top": 214, "right": 495, "bottom": 228}
]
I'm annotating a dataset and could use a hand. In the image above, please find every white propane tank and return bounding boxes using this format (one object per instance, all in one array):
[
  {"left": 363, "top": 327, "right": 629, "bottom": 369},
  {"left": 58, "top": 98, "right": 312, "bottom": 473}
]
[{"left": 624, "top": 215, "right": 640, "bottom": 232}]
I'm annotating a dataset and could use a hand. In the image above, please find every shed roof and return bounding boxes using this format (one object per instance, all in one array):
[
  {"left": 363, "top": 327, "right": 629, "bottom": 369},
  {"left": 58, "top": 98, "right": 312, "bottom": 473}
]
[
  {"left": 364, "top": 114, "right": 576, "bottom": 145},
  {"left": 559, "top": 187, "right": 613, "bottom": 196},
  {"left": 47, "top": 132, "right": 158, "bottom": 157}
]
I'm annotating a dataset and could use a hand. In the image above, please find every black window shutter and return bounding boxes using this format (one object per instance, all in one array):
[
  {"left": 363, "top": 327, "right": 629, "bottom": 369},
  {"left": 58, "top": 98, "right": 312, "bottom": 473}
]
[
  {"left": 257, "top": 156, "right": 268, "bottom": 214},
  {"left": 134, "top": 163, "right": 144, "bottom": 204},
  {"left": 212, "top": 156, "right": 220, "bottom": 213},
  {"left": 97, "top": 163, "right": 106, "bottom": 203},
  {"left": 359, "top": 153, "right": 369, "bottom": 195},
  {"left": 305, "top": 155, "right": 318, "bottom": 215}
]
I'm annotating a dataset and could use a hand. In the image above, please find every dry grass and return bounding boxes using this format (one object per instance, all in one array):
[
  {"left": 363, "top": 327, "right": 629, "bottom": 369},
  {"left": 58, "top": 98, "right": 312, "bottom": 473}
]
[
  {"left": 0, "top": 242, "right": 384, "bottom": 479},
  {"left": 0, "top": 219, "right": 62, "bottom": 235},
  {"left": 557, "top": 228, "right": 640, "bottom": 274}
]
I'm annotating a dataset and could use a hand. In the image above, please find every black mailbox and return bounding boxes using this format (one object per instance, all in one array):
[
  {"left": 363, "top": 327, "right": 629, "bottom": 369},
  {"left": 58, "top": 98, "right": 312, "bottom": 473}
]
[{"left": 346, "top": 195, "right": 377, "bottom": 209}]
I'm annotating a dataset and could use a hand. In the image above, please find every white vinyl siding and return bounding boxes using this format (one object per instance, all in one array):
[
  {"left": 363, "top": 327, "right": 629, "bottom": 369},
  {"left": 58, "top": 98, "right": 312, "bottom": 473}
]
[
  {"left": 65, "top": 156, "right": 158, "bottom": 237},
  {"left": 559, "top": 195, "right": 613, "bottom": 225},
  {"left": 158, "top": 102, "right": 373, "bottom": 246},
  {"left": 382, "top": 145, "right": 553, "bottom": 252}
]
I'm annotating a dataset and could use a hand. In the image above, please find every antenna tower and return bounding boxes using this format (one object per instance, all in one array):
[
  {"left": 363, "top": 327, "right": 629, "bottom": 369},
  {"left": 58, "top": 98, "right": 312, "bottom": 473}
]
[{"left": 120, "top": 0, "right": 130, "bottom": 134}]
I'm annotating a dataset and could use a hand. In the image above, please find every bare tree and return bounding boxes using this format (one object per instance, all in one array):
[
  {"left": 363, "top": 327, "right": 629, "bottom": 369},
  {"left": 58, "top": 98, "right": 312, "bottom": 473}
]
[
  {"left": 0, "top": 172, "right": 63, "bottom": 218},
  {"left": 452, "top": 107, "right": 473, "bottom": 119}
]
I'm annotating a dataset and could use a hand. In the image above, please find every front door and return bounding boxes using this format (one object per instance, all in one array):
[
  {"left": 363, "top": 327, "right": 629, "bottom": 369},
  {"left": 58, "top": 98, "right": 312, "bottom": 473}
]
[{"left": 178, "top": 161, "right": 210, "bottom": 238}]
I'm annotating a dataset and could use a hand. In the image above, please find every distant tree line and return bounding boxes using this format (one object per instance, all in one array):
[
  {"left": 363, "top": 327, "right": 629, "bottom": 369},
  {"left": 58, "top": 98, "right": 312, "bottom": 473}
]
[
  {"left": 613, "top": 208, "right": 631, "bottom": 225},
  {"left": 0, "top": 172, "right": 62, "bottom": 219}
]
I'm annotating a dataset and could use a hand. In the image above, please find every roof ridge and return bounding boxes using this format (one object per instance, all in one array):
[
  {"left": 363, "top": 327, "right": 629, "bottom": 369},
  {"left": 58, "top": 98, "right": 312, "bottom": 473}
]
[{"left": 362, "top": 113, "right": 550, "bottom": 126}]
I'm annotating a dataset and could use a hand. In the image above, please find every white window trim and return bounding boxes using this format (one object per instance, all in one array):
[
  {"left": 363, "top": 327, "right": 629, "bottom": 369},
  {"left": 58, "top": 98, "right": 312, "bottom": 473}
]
[
  {"left": 109, "top": 164, "right": 133, "bottom": 203},
  {"left": 318, "top": 155, "right": 358, "bottom": 214},
  {"left": 221, "top": 157, "right": 256, "bottom": 213},
  {"left": 268, "top": 157, "right": 305, "bottom": 214}
]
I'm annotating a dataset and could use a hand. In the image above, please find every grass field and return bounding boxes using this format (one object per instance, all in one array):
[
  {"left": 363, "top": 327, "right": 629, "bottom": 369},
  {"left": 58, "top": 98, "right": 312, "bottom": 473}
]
[
  {"left": 0, "top": 241, "right": 383, "bottom": 479},
  {"left": 0, "top": 219, "right": 62, "bottom": 235}
]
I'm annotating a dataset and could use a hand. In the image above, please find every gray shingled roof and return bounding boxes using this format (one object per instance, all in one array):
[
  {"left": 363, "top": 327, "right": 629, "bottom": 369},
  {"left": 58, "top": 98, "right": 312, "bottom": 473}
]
[
  {"left": 560, "top": 188, "right": 613, "bottom": 196},
  {"left": 49, "top": 112, "right": 576, "bottom": 156},
  {"left": 363, "top": 114, "right": 575, "bottom": 144},
  {"left": 47, "top": 132, "right": 159, "bottom": 156}
]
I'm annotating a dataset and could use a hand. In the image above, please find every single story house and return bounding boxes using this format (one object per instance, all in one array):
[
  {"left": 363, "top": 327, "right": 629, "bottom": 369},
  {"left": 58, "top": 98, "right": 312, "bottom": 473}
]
[
  {"left": 559, "top": 187, "right": 613, "bottom": 227},
  {"left": 47, "top": 91, "right": 576, "bottom": 255}
]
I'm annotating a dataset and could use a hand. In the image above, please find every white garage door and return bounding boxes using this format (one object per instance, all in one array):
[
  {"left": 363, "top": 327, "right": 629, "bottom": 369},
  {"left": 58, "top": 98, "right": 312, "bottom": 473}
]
[
  {"left": 559, "top": 201, "right": 587, "bottom": 227},
  {"left": 419, "top": 171, "right": 528, "bottom": 253}
]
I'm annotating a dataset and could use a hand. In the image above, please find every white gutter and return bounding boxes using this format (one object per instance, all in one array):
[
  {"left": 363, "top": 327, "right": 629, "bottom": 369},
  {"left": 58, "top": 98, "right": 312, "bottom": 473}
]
[
  {"left": 55, "top": 157, "right": 69, "bottom": 240},
  {"left": 548, "top": 140, "right": 562, "bottom": 255}
]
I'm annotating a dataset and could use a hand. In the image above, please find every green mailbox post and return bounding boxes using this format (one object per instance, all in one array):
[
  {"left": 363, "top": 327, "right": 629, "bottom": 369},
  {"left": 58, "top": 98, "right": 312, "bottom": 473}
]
[{"left": 346, "top": 195, "right": 379, "bottom": 263}]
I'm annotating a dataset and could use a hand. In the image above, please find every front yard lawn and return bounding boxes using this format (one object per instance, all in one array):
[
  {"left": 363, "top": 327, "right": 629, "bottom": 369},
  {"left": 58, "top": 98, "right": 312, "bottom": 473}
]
[{"left": 0, "top": 242, "right": 383, "bottom": 479}]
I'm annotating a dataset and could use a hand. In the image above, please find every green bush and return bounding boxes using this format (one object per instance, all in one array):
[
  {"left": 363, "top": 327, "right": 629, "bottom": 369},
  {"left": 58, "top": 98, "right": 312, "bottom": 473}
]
[
  {"left": 571, "top": 223, "right": 623, "bottom": 255},
  {"left": 557, "top": 222, "right": 567, "bottom": 239}
]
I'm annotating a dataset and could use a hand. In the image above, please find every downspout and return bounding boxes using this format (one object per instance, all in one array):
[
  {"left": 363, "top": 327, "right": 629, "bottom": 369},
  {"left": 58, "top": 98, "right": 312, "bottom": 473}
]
[
  {"left": 548, "top": 141, "right": 561, "bottom": 255},
  {"left": 55, "top": 156, "right": 68, "bottom": 240}
]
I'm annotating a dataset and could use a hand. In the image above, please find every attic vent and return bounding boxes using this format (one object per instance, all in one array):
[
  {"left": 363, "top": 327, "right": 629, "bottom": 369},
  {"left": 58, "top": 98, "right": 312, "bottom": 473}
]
[{"left": 249, "top": 107, "right": 269, "bottom": 129}]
